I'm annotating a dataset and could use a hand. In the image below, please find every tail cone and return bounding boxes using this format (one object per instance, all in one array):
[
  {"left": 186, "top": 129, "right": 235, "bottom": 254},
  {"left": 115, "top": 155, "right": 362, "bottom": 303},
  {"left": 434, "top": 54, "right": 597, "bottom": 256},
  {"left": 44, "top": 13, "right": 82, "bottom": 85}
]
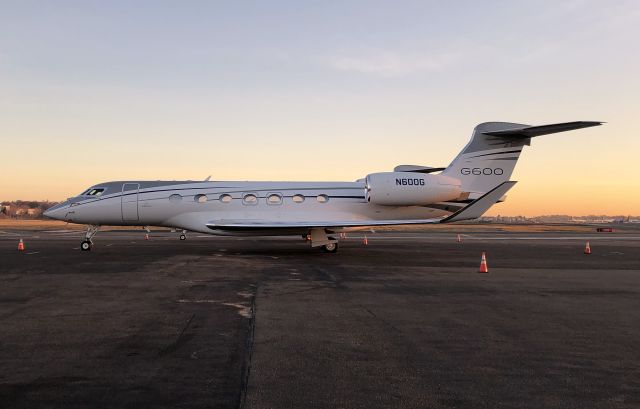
[{"left": 478, "top": 252, "right": 488, "bottom": 273}]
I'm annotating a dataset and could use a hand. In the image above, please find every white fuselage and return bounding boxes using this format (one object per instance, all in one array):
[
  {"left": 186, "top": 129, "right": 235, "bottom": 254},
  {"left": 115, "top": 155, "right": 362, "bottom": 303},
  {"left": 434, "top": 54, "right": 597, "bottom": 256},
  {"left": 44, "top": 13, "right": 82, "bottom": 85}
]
[{"left": 45, "top": 180, "right": 450, "bottom": 235}]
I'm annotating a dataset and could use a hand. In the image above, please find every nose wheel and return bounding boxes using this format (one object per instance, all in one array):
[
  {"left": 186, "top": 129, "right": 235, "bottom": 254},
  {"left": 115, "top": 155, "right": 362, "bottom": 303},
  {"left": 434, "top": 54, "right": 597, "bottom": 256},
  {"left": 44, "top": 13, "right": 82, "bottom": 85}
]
[
  {"left": 80, "top": 240, "right": 92, "bottom": 251},
  {"left": 179, "top": 233, "right": 187, "bottom": 241}
]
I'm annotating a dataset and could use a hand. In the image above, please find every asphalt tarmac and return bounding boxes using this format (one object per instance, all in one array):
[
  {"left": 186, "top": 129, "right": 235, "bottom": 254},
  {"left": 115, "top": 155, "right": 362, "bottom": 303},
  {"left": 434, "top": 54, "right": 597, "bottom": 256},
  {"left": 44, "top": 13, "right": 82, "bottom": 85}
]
[{"left": 1, "top": 229, "right": 639, "bottom": 408}]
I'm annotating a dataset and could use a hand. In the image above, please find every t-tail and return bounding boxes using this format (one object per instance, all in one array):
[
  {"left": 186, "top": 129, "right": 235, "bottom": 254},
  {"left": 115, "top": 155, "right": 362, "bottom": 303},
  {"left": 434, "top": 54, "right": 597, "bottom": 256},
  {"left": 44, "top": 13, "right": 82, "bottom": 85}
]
[{"left": 441, "top": 121, "right": 603, "bottom": 195}]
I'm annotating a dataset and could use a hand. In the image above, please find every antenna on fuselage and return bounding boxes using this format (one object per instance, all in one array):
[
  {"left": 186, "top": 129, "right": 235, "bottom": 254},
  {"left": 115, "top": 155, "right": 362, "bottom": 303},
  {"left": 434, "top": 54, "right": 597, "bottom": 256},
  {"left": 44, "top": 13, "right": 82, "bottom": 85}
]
[{"left": 204, "top": 175, "right": 211, "bottom": 181}]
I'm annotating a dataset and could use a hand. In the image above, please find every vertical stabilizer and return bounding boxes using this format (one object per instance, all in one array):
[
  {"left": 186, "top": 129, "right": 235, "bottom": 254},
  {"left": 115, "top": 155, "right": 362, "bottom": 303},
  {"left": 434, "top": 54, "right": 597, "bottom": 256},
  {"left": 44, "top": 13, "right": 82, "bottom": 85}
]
[{"left": 442, "top": 121, "right": 602, "bottom": 194}]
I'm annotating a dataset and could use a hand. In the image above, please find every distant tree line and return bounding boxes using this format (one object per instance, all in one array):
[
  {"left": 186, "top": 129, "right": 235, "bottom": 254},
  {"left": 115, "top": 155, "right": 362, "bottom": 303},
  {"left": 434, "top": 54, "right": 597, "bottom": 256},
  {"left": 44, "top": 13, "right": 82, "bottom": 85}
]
[{"left": 0, "top": 200, "right": 59, "bottom": 219}]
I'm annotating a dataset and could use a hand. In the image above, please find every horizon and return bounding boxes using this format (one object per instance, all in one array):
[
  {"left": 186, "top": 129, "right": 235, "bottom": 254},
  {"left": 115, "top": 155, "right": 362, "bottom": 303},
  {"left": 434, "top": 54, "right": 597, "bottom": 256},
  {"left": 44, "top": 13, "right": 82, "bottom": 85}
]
[
  {"left": 1, "top": 1, "right": 639, "bottom": 217},
  {"left": 2, "top": 199, "right": 638, "bottom": 219}
]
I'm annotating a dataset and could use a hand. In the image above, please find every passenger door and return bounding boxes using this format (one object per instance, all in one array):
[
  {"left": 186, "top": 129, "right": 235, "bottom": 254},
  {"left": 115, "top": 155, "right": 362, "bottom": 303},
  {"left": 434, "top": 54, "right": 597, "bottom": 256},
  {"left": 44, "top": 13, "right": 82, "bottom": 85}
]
[{"left": 121, "top": 183, "right": 140, "bottom": 222}]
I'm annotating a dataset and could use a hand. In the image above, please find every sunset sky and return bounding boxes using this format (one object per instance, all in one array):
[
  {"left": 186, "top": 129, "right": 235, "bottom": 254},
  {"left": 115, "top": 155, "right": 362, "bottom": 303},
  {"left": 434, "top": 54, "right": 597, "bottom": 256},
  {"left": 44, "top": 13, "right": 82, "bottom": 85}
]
[{"left": 1, "top": 1, "right": 639, "bottom": 216}]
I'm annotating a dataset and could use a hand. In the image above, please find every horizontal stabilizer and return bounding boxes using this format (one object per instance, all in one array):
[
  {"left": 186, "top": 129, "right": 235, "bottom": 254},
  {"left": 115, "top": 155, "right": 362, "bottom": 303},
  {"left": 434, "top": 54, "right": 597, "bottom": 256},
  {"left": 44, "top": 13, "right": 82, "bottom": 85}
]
[
  {"left": 482, "top": 121, "right": 602, "bottom": 138},
  {"left": 393, "top": 165, "right": 446, "bottom": 173},
  {"left": 441, "top": 181, "right": 517, "bottom": 223}
]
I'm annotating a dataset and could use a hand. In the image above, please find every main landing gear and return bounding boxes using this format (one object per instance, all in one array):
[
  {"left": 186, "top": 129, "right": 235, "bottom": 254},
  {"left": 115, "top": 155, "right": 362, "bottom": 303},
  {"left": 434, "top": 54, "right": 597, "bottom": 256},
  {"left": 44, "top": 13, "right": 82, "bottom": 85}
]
[
  {"left": 80, "top": 225, "right": 100, "bottom": 251},
  {"left": 321, "top": 241, "right": 339, "bottom": 253},
  {"left": 171, "top": 228, "right": 188, "bottom": 240},
  {"left": 307, "top": 228, "right": 339, "bottom": 253}
]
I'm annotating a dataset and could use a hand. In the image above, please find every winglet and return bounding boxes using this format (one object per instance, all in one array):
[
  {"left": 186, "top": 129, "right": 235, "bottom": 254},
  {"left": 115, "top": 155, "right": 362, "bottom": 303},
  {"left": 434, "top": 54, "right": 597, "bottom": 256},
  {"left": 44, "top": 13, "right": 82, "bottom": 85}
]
[{"left": 441, "top": 181, "right": 517, "bottom": 223}]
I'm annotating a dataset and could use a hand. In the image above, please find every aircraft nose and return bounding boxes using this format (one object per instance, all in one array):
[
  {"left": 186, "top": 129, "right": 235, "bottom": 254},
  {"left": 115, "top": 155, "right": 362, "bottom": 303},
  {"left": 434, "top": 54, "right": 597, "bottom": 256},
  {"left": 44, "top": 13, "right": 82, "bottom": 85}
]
[{"left": 43, "top": 202, "right": 68, "bottom": 220}]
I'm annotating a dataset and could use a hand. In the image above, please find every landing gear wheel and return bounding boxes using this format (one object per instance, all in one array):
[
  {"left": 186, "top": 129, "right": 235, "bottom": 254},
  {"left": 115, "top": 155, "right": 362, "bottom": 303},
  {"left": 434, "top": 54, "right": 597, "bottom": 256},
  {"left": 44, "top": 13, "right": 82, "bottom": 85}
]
[
  {"left": 179, "top": 234, "right": 187, "bottom": 241},
  {"left": 80, "top": 240, "right": 92, "bottom": 251},
  {"left": 322, "top": 242, "right": 338, "bottom": 253}
]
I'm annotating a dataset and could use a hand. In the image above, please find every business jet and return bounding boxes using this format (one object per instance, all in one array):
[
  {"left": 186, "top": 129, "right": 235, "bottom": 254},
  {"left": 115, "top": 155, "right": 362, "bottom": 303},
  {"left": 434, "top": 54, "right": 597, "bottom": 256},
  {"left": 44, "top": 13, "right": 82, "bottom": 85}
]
[{"left": 44, "top": 121, "right": 601, "bottom": 252}]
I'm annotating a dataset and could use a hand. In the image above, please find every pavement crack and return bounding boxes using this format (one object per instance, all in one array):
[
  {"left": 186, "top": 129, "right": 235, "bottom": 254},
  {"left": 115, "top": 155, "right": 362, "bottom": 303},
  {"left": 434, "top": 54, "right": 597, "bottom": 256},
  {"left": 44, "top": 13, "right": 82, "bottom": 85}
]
[
  {"left": 238, "top": 285, "right": 258, "bottom": 409},
  {"left": 157, "top": 313, "right": 195, "bottom": 357},
  {"left": 361, "top": 306, "right": 402, "bottom": 333}
]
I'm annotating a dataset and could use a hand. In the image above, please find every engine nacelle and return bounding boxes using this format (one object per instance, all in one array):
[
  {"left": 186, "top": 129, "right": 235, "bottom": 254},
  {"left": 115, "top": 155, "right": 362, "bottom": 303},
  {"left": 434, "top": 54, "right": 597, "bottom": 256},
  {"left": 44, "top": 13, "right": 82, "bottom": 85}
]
[{"left": 365, "top": 172, "right": 462, "bottom": 206}]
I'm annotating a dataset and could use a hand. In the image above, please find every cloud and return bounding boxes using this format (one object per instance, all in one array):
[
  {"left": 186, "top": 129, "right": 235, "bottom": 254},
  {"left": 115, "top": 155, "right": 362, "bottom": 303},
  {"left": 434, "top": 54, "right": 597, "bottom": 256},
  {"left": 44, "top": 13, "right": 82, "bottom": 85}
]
[{"left": 327, "top": 49, "right": 463, "bottom": 77}]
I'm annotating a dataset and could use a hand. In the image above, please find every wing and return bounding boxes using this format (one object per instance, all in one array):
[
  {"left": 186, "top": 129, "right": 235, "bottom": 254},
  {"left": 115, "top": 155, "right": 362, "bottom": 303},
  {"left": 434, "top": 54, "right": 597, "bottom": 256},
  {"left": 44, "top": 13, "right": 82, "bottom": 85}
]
[{"left": 206, "top": 181, "right": 516, "bottom": 231}]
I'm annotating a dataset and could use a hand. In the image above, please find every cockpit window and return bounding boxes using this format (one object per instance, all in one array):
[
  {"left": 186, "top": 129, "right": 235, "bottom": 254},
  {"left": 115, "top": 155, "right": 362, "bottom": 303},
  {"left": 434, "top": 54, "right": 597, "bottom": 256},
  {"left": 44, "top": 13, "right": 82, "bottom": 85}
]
[{"left": 81, "top": 188, "right": 105, "bottom": 196}]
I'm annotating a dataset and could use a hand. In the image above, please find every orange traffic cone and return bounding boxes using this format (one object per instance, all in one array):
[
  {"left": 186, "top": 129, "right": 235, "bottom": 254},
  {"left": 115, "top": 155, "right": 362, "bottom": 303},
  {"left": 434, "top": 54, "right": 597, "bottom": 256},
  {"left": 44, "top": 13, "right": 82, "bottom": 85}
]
[
  {"left": 18, "top": 238, "right": 25, "bottom": 251},
  {"left": 457, "top": 234, "right": 462, "bottom": 243},
  {"left": 363, "top": 235, "right": 368, "bottom": 245},
  {"left": 478, "top": 252, "right": 488, "bottom": 273},
  {"left": 144, "top": 233, "right": 149, "bottom": 240},
  {"left": 584, "top": 241, "right": 591, "bottom": 255}
]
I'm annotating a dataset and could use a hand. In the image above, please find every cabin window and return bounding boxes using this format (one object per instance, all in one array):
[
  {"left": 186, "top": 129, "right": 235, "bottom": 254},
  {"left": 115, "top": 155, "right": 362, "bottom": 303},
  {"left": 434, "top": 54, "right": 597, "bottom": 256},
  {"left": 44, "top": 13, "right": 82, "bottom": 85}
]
[
  {"left": 194, "top": 194, "right": 207, "bottom": 203},
  {"left": 242, "top": 193, "right": 258, "bottom": 205},
  {"left": 316, "top": 194, "right": 329, "bottom": 203},
  {"left": 219, "top": 194, "right": 232, "bottom": 203},
  {"left": 292, "top": 194, "right": 305, "bottom": 203},
  {"left": 266, "top": 193, "right": 282, "bottom": 205},
  {"left": 169, "top": 194, "right": 182, "bottom": 202}
]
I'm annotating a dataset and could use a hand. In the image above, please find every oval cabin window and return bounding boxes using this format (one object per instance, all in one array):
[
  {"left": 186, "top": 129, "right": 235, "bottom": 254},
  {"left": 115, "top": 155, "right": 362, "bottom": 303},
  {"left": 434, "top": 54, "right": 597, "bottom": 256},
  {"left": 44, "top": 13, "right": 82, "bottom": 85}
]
[
  {"left": 316, "top": 194, "right": 329, "bottom": 203},
  {"left": 267, "top": 193, "right": 282, "bottom": 205},
  {"left": 169, "top": 194, "right": 182, "bottom": 203},
  {"left": 292, "top": 194, "right": 305, "bottom": 203},
  {"left": 194, "top": 194, "right": 207, "bottom": 203},
  {"left": 219, "top": 194, "right": 232, "bottom": 203},
  {"left": 243, "top": 193, "right": 258, "bottom": 205}
]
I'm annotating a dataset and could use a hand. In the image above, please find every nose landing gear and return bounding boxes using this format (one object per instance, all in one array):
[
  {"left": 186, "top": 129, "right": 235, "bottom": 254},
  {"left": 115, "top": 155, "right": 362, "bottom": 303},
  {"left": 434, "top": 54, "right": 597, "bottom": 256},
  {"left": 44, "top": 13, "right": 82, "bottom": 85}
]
[
  {"left": 179, "top": 230, "right": 187, "bottom": 240},
  {"left": 80, "top": 225, "right": 100, "bottom": 251}
]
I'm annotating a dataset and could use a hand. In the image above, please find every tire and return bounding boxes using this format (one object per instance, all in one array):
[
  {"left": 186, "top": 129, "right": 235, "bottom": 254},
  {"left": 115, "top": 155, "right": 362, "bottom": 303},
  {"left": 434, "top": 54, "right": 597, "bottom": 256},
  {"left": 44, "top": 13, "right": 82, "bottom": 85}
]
[
  {"left": 322, "top": 242, "right": 338, "bottom": 253},
  {"left": 179, "top": 234, "right": 187, "bottom": 241},
  {"left": 80, "top": 241, "right": 92, "bottom": 251}
]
